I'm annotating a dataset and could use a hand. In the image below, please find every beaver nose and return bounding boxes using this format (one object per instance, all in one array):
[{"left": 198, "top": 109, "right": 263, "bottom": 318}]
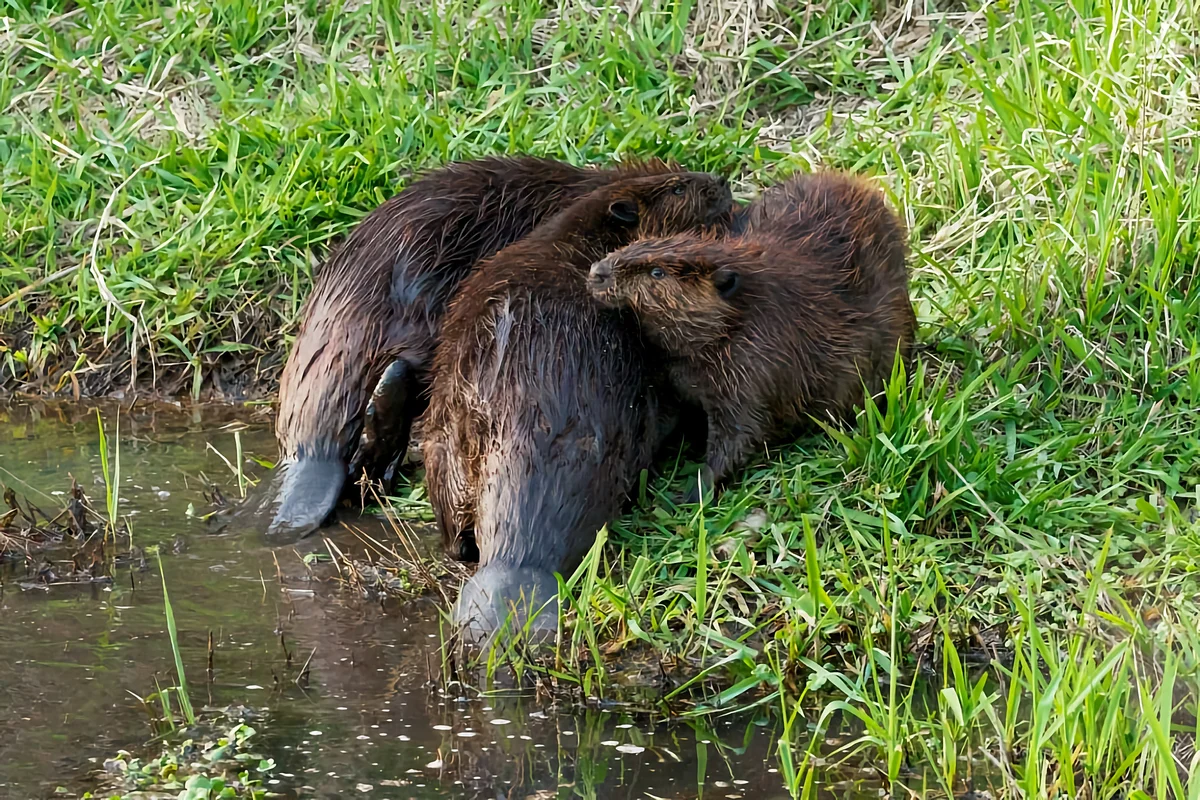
[{"left": 589, "top": 260, "right": 613, "bottom": 287}]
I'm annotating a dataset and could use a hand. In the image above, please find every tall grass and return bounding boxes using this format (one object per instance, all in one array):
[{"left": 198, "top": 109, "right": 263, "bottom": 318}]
[{"left": 3, "top": 0, "right": 1199, "bottom": 795}]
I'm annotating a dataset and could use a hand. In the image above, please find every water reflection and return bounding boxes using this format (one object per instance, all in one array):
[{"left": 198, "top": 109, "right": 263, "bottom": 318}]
[{"left": 0, "top": 401, "right": 803, "bottom": 799}]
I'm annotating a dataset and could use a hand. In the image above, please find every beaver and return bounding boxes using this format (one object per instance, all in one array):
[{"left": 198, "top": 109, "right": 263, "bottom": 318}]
[
  {"left": 423, "top": 170, "right": 733, "bottom": 634},
  {"left": 267, "top": 156, "right": 694, "bottom": 538},
  {"left": 588, "top": 172, "right": 916, "bottom": 500}
]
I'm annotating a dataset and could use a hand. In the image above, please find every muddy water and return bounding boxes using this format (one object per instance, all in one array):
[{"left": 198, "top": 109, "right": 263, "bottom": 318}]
[{"left": 0, "top": 401, "right": 811, "bottom": 800}]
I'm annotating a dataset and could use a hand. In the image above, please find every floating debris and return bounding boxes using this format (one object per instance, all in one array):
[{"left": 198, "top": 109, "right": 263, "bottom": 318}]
[
  {"left": 0, "top": 478, "right": 146, "bottom": 588},
  {"left": 1, "top": 479, "right": 91, "bottom": 559}
]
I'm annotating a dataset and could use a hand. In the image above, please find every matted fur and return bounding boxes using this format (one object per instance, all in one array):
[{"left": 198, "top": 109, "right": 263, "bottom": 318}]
[{"left": 273, "top": 156, "right": 684, "bottom": 516}]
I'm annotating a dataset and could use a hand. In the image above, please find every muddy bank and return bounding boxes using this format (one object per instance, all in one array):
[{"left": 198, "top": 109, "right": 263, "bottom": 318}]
[{"left": 0, "top": 327, "right": 285, "bottom": 400}]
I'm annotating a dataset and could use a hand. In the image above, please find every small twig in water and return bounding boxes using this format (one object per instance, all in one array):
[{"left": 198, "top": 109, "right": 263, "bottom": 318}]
[{"left": 295, "top": 648, "right": 315, "bottom": 687}]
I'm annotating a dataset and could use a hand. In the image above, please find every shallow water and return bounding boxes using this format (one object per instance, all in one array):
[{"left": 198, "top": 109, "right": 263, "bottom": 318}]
[{"left": 0, "top": 401, "right": 822, "bottom": 799}]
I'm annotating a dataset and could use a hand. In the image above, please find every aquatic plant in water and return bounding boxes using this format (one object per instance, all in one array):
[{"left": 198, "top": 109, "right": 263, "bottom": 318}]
[
  {"left": 158, "top": 552, "right": 196, "bottom": 727},
  {"left": 84, "top": 722, "right": 277, "bottom": 799}
]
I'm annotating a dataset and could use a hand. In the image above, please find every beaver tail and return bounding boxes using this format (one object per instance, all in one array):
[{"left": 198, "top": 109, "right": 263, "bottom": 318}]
[
  {"left": 447, "top": 301, "right": 659, "bottom": 634},
  {"left": 450, "top": 432, "right": 628, "bottom": 639},
  {"left": 265, "top": 457, "right": 346, "bottom": 538},
  {"left": 453, "top": 564, "right": 561, "bottom": 641}
]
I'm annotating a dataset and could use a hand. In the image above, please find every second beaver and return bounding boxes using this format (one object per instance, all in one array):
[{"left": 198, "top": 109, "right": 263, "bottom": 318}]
[
  {"left": 425, "top": 170, "right": 732, "bottom": 633},
  {"left": 588, "top": 172, "right": 916, "bottom": 499}
]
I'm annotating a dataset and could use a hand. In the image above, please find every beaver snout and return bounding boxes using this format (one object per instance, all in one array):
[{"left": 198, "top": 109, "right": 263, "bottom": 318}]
[{"left": 588, "top": 259, "right": 614, "bottom": 289}]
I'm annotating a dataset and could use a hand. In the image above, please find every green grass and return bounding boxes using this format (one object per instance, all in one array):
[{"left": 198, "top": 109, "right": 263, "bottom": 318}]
[
  {"left": 4, "top": 0, "right": 1200, "bottom": 796},
  {"left": 157, "top": 552, "right": 196, "bottom": 728},
  {"left": 94, "top": 407, "right": 120, "bottom": 533}
]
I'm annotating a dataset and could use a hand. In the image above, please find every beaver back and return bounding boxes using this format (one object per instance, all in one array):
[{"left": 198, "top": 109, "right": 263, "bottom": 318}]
[{"left": 275, "top": 156, "right": 681, "bottom": 464}]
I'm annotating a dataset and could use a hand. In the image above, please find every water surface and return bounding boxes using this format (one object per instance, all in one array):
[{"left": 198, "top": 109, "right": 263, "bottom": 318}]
[{"left": 0, "top": 401, "right": 812, "bottom": 799}]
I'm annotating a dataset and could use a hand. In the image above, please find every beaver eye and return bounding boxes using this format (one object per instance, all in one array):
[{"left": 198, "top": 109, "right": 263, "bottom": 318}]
[
  {"left": 672, "top": 185, "right": 686, "bottom": 195},
  {"left": 650, "top": 267, "right": 667, "bottom": 279}
]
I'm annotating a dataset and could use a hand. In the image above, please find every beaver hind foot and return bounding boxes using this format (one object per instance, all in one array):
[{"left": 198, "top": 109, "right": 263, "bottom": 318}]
[
  {"left": 453, "top": 566, "right": 560, "bottom": 642},
  {"left": 349, "top": 359, "right": 417, "bottom": 491}
]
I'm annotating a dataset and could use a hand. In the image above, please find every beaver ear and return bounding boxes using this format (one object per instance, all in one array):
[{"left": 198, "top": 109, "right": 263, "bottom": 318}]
[
  {"left": 608, "top": 199, "right": 639, "bottom": 224},
  {"left": 712, "top": 268, "right": 741, "bottom": 299}
]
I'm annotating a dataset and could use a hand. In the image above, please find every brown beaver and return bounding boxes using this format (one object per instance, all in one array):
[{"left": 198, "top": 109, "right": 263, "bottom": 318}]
[
  {"left": 588, "top": 172, "right": 916, "bottom": 500},
  {"left": 267, "top": 156, "right": 694, "bottom": 538},
  {"left": 424, "top": 170, "right": 733, "bottom": 634}
]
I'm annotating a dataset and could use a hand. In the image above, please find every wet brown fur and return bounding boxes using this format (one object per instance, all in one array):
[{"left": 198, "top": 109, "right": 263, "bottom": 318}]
[
  {"left": 275, "top": 156, "right": 688, "bottom": 486},
  {"left": 589, "top": 172, "right": 916, "bottom": 494},
  {"left": 424, "top": 171, "right": 733, "bottom": 566}
]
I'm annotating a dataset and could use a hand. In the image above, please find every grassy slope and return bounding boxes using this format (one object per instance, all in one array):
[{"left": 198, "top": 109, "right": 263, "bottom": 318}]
[{"left": 4, "top": 0, "right": 1200, "bottom": 795}]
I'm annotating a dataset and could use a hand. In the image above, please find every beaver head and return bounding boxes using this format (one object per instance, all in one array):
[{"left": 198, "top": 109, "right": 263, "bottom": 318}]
[
  {"left": 602, "top": 172, "right": 734, "bottom": 238},
  {"left": 588, "top": 234, "right": 757, "bottom": 351},
  {"left": 537, "top": 172, "right": 732, "bottom": 255}
]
